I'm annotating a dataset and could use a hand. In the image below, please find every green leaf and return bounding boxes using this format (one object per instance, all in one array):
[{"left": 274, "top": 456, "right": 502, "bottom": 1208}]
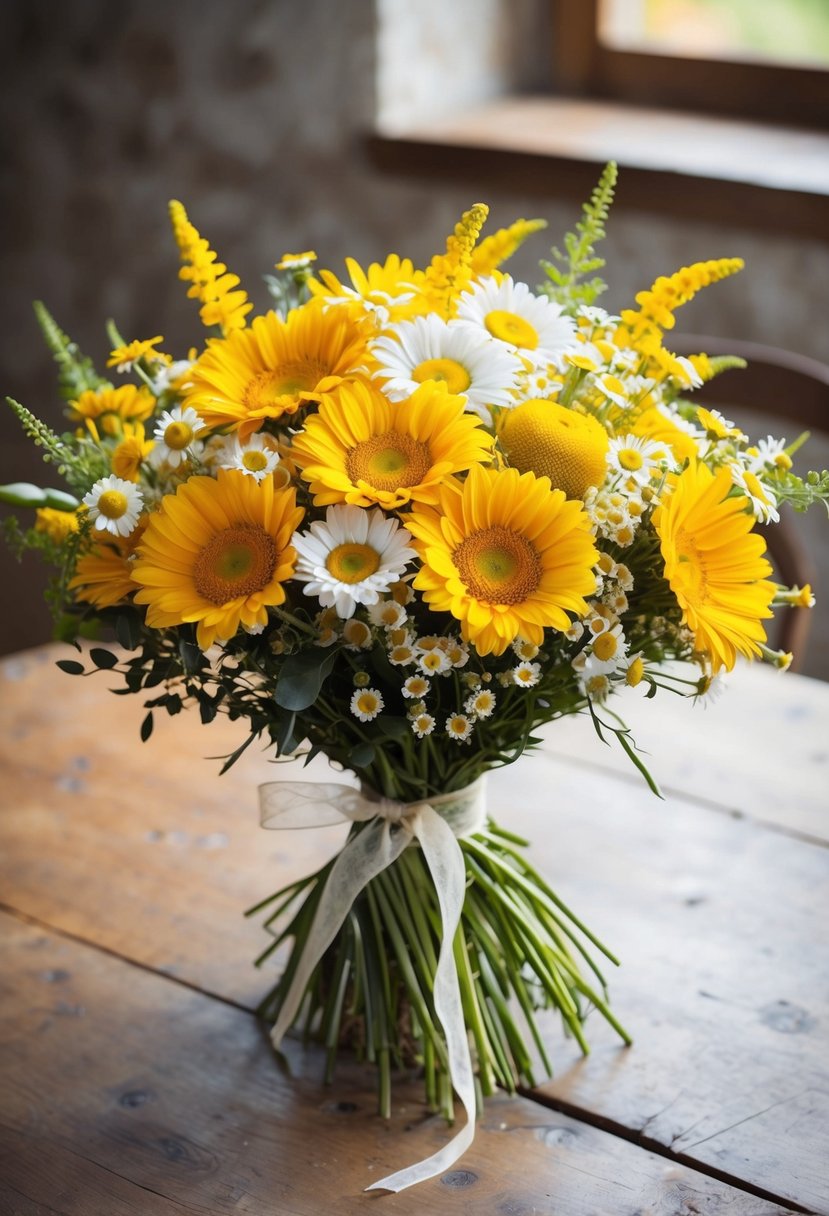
[
  {"left": 0, "top": 482, "right": 79, "bottom": 510},
  {"left": 89, "top": 647, "right": 119, "bottom": 669},
  {"left": 56, "top": 659, "right": 85, "bottom": 676},
  {"left": 375, "top": 715, "right": 409, "bottom": 739},
  {"left": 115, "top": 613, "right": 141, "bottom": 651},
  {"left": 140, "top": 711, "right": 154, "bottom": 742},
  {"left": 350, "top": 742, "right": 376, "bottom": 768},
  {"left": 274, "top": 646, "right": 340, "bottom": 711}
]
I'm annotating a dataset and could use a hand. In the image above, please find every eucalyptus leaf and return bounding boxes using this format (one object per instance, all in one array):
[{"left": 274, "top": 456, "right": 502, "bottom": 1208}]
[{"left": 274, "top": 646, "right": 340, "bottom": 711}]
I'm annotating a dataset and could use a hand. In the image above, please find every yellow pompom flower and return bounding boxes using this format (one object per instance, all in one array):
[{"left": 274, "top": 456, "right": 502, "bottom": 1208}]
[
  {"left": 291, "top": 380, "right": 494, "bottom": 510},
  {"left": 183, "top": 302, "right": 371, "bottom": 439},
  {"left": 68, "top": 385, "right": 155, "bottom": 438},
  {"left": 132, "top": 469, "right": 303, "bottom": 650},
  {"left": 499, "top": 400, "right": 609, "bottom": 500},
  {"left": 407, "top": 463, "right": 599, "bottom": 656},
  {"left": 652, "top": 461, "right": 776, "bottom": 672}
]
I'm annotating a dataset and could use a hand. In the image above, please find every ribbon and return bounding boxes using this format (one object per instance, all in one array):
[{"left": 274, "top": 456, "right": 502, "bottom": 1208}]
[{"left": 258, "top": 775, "right": 487, "bottom": 1192}]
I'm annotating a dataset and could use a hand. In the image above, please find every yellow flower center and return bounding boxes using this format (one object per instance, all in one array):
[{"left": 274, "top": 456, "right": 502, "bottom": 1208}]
[
  {"left": 618, "top": 448, "right": 644, "bottom": 471},
  {"left": 193, "top": 524, "right": 277, "bottom": 605},
  {"left": 245, "top": 361, "right": 327, "bottom": 408},
  {"left": 346, "top": 430, "right": 432, "bottom": 491},
  {"left": 325, "top": 542, "right": 380, "bottom": 585},
  {"left": 98, "top": 490, "right": 129, "bottom": 519},
  {"left": 500, "top": 400, "right": 608, "bottom": 500},
  {"left": 454, "top": 525, "right": 541, "bottom": 605},
  {"left": 411, "top": 357, "right": 472, "bottom": 394},
  {"left": 485, "top": 309, "right": 538, "bottom": 349},
  {"left": 242, "top": 449, "right": 270, "bottom": 473},
  {"left": 593, "top": 632, "right": 619, "bottom": 661},
  {"left": 164, "top": 421, "right": 194, "bottom": 451},
  {"left": 355, "top": 692, "right": 379, "bottom": 715}
]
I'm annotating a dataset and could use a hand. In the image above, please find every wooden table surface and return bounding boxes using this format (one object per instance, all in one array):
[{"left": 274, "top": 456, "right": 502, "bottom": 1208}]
[{"left": 1, "top": 645, "right": 827, "bottom": 1215}]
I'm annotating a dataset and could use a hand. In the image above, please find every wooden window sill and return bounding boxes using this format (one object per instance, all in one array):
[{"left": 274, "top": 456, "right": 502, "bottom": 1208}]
[{"left": 369, "top": 97, "right": 829, "bottom": 240}]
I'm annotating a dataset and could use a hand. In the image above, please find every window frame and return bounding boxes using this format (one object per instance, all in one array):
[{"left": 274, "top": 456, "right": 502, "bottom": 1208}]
[{"left": 552, "top": 0, "right": 829, "bottom": 129}]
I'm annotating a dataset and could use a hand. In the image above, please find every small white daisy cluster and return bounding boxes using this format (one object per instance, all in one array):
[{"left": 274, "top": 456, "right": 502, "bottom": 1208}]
[
  {"left": 571, "top": 554, "right": 639, "bottom": 702},
  {"left": 491, "top": 638, "right": 544, "bottom": 689}
]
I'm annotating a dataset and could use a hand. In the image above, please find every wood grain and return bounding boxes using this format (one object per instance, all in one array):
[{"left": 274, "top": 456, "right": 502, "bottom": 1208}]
[
  {"left": 2, "top": 645, "right": 827, "bottom": 1211},
  {"left": 0, "top": 914, "right": 800, "bottom": 1215}
]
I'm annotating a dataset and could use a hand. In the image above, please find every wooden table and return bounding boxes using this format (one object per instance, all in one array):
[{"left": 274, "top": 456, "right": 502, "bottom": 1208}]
[{"left": 1, "top": 645, "right": 827, "bottom": 1215}]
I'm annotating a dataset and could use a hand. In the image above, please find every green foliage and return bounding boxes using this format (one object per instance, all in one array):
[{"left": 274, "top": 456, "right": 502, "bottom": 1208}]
[
  {"left": 775, "top": 467, "right": 829, "bottom": 515},
  {"left": 33, "top": 301, "right": 109, "bottom": 401},
  {"left": 5, "top": 398, "right": 109, "bottom": 495},
  {"left": 538, "top": 161, "right": 617, "bottom": 313},
  {"left": 0, "top": 482, "right": 79, "bottom": 510},
  {"left": 264, "top": 263, "right": 314, "bottom": 320}
]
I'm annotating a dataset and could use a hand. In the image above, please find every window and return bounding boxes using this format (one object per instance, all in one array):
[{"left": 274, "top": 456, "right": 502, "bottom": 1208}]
[{"left": 553, "top": 0, "right": 829, "bottom": 127}]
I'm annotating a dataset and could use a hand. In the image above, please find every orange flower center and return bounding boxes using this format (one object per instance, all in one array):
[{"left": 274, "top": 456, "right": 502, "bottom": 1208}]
[
  {"left": 453, "top": 525, "right": 541, "bottom": 604},
  {"left": 346, "top": 430, "right": 432, "bottom": 491},
  {"left": 193, "top": 524, "right": 277, "bottom": 604}
]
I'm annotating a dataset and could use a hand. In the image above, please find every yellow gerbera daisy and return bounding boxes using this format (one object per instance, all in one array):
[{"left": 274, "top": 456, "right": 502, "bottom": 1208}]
[
  {"left": 112, "top": 423, "right": 154, "bottom": 481},
  {"left": 652, "top": 461, "right": 776, "bottom": 672},
  {"left": 182, "top": 302, "right": 371, "bottom": 439},
  {"left": 310, "top": 255, "right": 427, "bottom": 324},
  {"left": 407, "top": 464, "right": 599, "bottom": 656},
  {"left": 132, "top": 469, "right": 303, "bottom": 649},
  {"left": 69, "top": 520, "right": 146, "bottom": 608},
  {"left": 290, "top": 380, "right": 494, "bottom": 509},
  {"left": 68, "top": 385, "right": 155, "bottom": 438}
]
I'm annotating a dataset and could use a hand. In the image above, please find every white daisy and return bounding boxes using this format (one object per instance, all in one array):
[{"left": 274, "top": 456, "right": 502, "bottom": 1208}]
[
  {"left": 445, "top": 713, "right": 474, "bottom": 742},
  {"left": 152, "top": 405, "right": 206, "bottom": 467},
  {"left": 402, "top": 675, "right": 430, "bottom": 699},
  {"left": 512, "top": 638, "right": 540, "bottom": 661},
  {"left": 457, "top": 275, "right": 577, "bottom": 369},
  {"left": 607, "top": 434, "right": 668, "bottom": 486},
  {"left": 418, "top": 648, "right": 451, "bottom": 676},
  {"left": 217, "top": 433, "right": 282, "bottom": 483},
  {"left": 292, "top": 505, "right": 417, "bottom": 619},
  {"left": 371, "top": 314, "right": 521, "bottom": 419},
  {"left": 82, "top": 475, "right": 144, "bottom": 537},
  {"left": 342, "top": 619, "right": 373, "bottom": 650},
  {"left": 350, "top": 687, "right": 384, "bottom": 722},
  {"left": 465, "top": 689, "right": 496, "bottom": 718},
  {"left": 151, "top": 358, "right": 195, "bottom": 396},
  {"left": 367, "top": 599, "right": 408, "bottom": 630},
  {"left": 585, "top": 623, "right": 629, "bottom": 676},
  {"left": 730, "top": 465, "right": 780, "bottom": 524},
  {"left": 747, "top": 436, "right": 792, "bottom": 474},
  {"left": 412, "top": 712, "right": 436, "bottom": 739},
  {"left": 513, "top": 661, "right": 541, "bottom": 688}
]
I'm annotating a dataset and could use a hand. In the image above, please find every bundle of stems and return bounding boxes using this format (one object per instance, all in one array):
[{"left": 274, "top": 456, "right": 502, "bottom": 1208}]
[{"left": 249, "top": 820, "right": 630, "bottom": 1118}]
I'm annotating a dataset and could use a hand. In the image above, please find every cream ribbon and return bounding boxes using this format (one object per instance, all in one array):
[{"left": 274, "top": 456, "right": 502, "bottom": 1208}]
[{"left": 258, "top": 776, "right": 487, "bottom": 1193}]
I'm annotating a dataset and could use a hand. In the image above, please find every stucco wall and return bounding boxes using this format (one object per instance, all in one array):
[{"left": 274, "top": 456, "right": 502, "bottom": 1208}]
[{"left": 1, "top": 0, "right": 826, "bottom": 673}]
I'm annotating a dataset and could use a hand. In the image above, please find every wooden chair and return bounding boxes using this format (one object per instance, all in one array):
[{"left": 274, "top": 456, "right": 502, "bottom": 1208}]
[{"left": 673, "top": 334, "right": 829, "bottom": 670}]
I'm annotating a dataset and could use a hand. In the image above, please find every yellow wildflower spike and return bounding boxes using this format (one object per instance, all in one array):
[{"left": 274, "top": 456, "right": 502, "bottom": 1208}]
[
  {"left": 423, "top": 203, "right": 489, "bottom": 319},
  {"left": 622, "top": 257, "right": 744, "bottom": 337},
  {"left": 471, "top": 218, "right": 547, "bottom": 277},
  {"left": 168, "top": 200, "right": 252, "bottom": 335}
]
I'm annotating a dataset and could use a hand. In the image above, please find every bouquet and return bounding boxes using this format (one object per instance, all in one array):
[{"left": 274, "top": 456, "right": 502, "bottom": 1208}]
[{"left": 3, "top": 164, "right": 826, "bottom": 1192}]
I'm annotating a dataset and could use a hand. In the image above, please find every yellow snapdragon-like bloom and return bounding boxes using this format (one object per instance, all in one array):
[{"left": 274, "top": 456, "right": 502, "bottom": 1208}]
[
  {"left": 470, "top": 218, "right": 547, "bottom": 278},
  {"left": 422, "top": 204, "right": 489, "bottom": 319},
  {"left": 169, "top": 199, "right": 252, "bottom": 335}
]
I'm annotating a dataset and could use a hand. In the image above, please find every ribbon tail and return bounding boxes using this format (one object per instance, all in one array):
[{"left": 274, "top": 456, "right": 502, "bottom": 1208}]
[
  {"left": 367, "top": 806, "right": 476, "bottom": 1193},
  {"left": 270, "top": 817, "right": 410, "bottom": 1049}
]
